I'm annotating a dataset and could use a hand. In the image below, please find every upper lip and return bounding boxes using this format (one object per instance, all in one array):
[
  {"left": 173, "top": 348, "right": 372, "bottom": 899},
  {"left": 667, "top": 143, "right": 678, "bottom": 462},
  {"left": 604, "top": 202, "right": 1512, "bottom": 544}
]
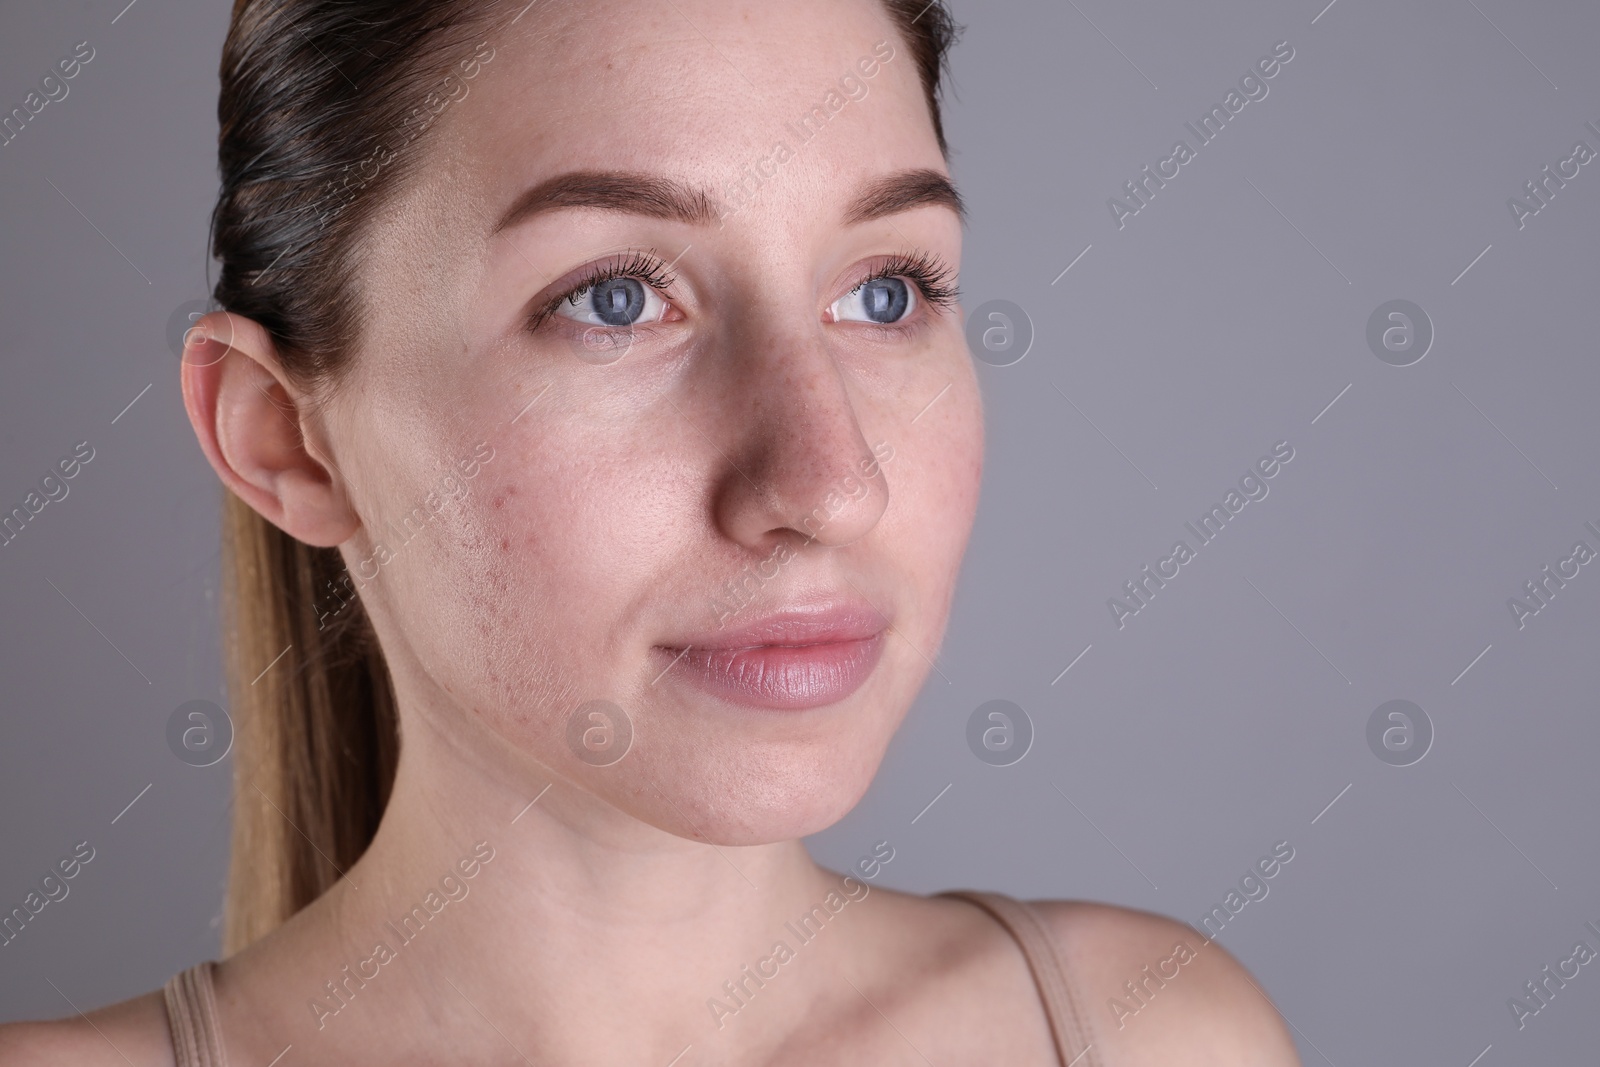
[{"left": 658, "top": 598, "right": 888, "bottom": 652}]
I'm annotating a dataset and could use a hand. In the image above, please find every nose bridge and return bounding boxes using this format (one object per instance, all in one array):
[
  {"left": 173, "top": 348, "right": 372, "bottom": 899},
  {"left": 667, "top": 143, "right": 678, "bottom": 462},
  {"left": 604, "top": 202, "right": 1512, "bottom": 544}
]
[{"left": 710, "top": 308, "right": 889, "bottom": 548}]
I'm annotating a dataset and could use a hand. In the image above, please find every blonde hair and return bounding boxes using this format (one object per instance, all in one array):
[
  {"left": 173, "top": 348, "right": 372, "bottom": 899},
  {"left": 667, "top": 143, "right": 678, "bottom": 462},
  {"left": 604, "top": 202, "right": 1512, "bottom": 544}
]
[{"left": 219, "top": 492, "right": 398, "bottom": 952}]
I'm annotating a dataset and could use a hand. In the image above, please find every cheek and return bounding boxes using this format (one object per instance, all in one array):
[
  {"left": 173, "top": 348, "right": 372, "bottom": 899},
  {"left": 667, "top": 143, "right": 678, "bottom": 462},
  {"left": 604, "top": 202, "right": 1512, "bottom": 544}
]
[
  {"left": 426, "top": 439, "right": 687, "bottom": 728},
  {"left": 892, "top": 366, "right": 983, "bottom": 607}
]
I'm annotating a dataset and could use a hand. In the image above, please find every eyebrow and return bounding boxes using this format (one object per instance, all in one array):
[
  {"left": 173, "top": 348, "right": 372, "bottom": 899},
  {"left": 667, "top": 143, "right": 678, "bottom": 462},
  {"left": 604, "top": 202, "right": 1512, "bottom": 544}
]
[
  {"left": 489, "top": 167, "right": 966, "bottom": 234},
  {"left": 491, "top": 171, "right": 719, "bottom": 233},
  {"left": 842, "top": 168, "right": 966, "bottom": 226}
]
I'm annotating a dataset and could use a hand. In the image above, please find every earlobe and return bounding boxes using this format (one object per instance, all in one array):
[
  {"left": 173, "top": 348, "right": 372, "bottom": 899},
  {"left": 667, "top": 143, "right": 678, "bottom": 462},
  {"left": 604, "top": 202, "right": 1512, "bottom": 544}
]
[{"left": 179, "top": 310, "right": 359, "bottom": 548}]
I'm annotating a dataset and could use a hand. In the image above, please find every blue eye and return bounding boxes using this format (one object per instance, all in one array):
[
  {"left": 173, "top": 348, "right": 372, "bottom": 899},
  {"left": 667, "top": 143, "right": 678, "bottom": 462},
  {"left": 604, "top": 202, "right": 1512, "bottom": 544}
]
[
  {"left": 832, "top": 276, "right": 916, "bottom": 324},
  {"left": 556, "top": 276, "right": 666, "bottom": 327},
  {"left": 592, "top": 278, "right": 644, "bottom": 325}
]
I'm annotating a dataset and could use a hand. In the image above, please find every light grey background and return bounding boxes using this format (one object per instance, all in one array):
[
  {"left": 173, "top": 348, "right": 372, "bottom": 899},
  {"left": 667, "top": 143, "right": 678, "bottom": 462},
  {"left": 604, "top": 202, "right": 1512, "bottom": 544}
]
[{"left": 3, "top": 0, "right": 1598, "bottom": 1061}]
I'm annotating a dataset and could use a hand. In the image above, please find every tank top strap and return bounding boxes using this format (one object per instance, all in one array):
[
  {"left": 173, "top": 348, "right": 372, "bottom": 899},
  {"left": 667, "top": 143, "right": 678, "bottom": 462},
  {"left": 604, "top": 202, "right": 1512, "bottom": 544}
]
[
  {"left": 937, "top": 890, "right": 1101, "bottom": 1067},
  {"left": 162, "top": 960, "right": 230, "bottom": 1067}
]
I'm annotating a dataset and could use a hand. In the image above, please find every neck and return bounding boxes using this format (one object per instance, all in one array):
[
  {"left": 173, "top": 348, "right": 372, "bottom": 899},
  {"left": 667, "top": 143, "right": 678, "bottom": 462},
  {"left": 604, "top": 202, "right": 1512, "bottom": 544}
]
[{"left": 233, "top": 713, "right": 868, "bottom": 1064}]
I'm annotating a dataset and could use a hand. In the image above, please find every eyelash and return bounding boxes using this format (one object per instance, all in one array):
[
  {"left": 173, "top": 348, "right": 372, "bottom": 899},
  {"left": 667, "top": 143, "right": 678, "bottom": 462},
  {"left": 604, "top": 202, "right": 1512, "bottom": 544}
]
[
  {"left": 527, "top": 249, "right": 677, "bottom": 330},
  {"left": 852, "top": 251, "right": 960, "bottom": 315},
  {"left": 524, "top": 247, "right": 960, "bottom": 332}
]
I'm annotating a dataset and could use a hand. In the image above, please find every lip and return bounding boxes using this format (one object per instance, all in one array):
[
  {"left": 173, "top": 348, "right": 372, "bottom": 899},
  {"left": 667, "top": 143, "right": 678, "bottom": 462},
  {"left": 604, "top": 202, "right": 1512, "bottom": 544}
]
[{"left": 655, "top": 601, "right": 889, "bottom": 711}]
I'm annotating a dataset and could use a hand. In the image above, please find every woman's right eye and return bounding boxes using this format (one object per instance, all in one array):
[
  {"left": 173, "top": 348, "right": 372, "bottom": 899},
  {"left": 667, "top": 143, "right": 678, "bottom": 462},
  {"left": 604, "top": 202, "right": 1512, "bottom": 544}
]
[{"left": 555, "top": 277, "right": 670, "bottom": 328}]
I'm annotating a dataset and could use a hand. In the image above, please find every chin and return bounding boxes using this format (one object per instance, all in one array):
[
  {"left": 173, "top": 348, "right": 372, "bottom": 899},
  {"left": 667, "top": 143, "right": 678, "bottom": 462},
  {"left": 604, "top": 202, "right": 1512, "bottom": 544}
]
[{"left": 593, "top": 691, "right": 904, "bottom": 846}]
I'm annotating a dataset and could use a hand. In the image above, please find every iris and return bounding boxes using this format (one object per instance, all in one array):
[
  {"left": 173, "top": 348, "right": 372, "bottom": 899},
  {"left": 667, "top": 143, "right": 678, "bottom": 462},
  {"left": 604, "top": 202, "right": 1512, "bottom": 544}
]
[
  {"left": 859, "top": 277, "right": 908, "bottom": 323},
  {"left": 590, "top": 277, "right": 647, "bottom": 326}
]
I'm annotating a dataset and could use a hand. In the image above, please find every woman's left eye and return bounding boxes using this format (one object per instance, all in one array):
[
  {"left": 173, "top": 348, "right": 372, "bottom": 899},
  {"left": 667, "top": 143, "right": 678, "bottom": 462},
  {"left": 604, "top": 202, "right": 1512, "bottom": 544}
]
[
  {"left": 830, "top": 277, "right": 917, "bottom": 325},
  {"left": 555, "top": 276, "right": 670, "bottom": 327}
]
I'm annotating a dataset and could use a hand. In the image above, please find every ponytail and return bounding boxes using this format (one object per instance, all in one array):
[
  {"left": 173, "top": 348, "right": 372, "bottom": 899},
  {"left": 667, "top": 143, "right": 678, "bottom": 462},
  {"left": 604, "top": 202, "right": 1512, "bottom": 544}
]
[{"left": 219, "top": 491, "right": 398, "bottom": 952}]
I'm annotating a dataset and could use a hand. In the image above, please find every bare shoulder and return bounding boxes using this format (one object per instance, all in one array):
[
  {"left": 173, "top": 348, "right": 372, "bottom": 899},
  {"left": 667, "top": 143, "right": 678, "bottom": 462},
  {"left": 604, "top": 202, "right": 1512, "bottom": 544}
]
[
  {"left": 0, "top": 988, "right": 174, "bottom": 1067},
  {"left": 1028, "top": 900, "right": 1301, "bottom": 1067}
]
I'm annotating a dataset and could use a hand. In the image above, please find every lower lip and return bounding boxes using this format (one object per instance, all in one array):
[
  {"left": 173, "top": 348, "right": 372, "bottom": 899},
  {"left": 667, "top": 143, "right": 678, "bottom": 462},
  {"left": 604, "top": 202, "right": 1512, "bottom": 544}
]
[{"left": 657, "top": 632, "right": 887, "bottom": 711}]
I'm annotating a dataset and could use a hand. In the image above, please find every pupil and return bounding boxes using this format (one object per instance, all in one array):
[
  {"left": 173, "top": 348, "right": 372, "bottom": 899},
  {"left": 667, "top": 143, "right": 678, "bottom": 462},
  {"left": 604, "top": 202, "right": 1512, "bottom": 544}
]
[
  {"left": 862, "top": 278, "right": 908, "bottom": 323},
  {"left": 592, "top": 277, "right": 646, "bottom": 326}
]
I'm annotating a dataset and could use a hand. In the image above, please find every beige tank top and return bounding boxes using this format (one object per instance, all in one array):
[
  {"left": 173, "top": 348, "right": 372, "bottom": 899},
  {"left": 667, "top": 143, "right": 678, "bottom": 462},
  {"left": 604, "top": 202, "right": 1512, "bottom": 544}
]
[
  {"left": 937, "top": 890, "right": 1101, "bottom": 1067},
  {"left": 162, "top": 891, "right": 1098, "bottom": 1067},
  {"left": 162, "top": 960, "right": 229, "bottom": 1067}
]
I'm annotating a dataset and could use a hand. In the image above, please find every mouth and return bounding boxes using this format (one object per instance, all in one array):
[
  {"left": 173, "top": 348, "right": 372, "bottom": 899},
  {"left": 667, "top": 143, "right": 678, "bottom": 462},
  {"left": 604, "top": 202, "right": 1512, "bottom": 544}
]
[{"left": 654, "top": 600, "right": 889, "bottom": 711}]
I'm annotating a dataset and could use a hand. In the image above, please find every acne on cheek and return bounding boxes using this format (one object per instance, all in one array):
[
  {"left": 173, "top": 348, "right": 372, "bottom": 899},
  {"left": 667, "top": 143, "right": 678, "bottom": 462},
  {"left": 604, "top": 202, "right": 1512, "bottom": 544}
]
[
  {"left": 453, "top": 557, "right": 566, "bottom": 724},
  {"left": 457, "top": 478, "right": 533, "bottom": 557},
  {"left": 489, "top": 485, "right": 517, "bottom": 551}
]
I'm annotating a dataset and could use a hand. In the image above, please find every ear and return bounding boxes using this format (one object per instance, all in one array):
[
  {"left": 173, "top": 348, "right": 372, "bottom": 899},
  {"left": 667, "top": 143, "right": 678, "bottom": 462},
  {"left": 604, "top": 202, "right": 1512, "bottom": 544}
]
[{"left": 179, "top": 311, "right": 358, "bottom": 548}]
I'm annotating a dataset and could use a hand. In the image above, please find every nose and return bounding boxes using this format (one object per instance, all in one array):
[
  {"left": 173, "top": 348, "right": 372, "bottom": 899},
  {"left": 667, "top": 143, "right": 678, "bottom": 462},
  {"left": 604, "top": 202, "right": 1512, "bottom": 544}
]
[{"left": 705, "top": 324, "right": 889, "bottom": 552}]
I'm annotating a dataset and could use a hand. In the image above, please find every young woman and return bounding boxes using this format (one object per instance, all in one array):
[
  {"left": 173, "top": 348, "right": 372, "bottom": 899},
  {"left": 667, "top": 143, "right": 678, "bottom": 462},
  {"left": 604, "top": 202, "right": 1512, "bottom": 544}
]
[{"left": 2, "top": 0, "right": 1300, "bottom": 1062}]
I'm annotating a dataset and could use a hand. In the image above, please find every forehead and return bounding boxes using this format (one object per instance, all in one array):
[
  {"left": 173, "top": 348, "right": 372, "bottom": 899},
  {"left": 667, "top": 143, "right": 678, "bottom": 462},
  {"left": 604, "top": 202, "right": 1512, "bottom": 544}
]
[{"left": 423, "top": 0, "right": 939, "bottom": 218}]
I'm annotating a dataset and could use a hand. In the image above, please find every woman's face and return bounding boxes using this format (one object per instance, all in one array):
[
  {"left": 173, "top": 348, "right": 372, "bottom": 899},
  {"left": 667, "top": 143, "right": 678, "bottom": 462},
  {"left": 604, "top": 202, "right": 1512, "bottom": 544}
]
[{"left": 320, "top": 0, "right": 983, "bottom": 843}]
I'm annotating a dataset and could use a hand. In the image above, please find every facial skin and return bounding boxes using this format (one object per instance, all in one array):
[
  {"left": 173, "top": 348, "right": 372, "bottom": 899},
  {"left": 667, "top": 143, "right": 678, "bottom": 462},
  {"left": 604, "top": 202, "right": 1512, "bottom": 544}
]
[{"left": 187, "top": 0, "right": 983, "bottom": 848}]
